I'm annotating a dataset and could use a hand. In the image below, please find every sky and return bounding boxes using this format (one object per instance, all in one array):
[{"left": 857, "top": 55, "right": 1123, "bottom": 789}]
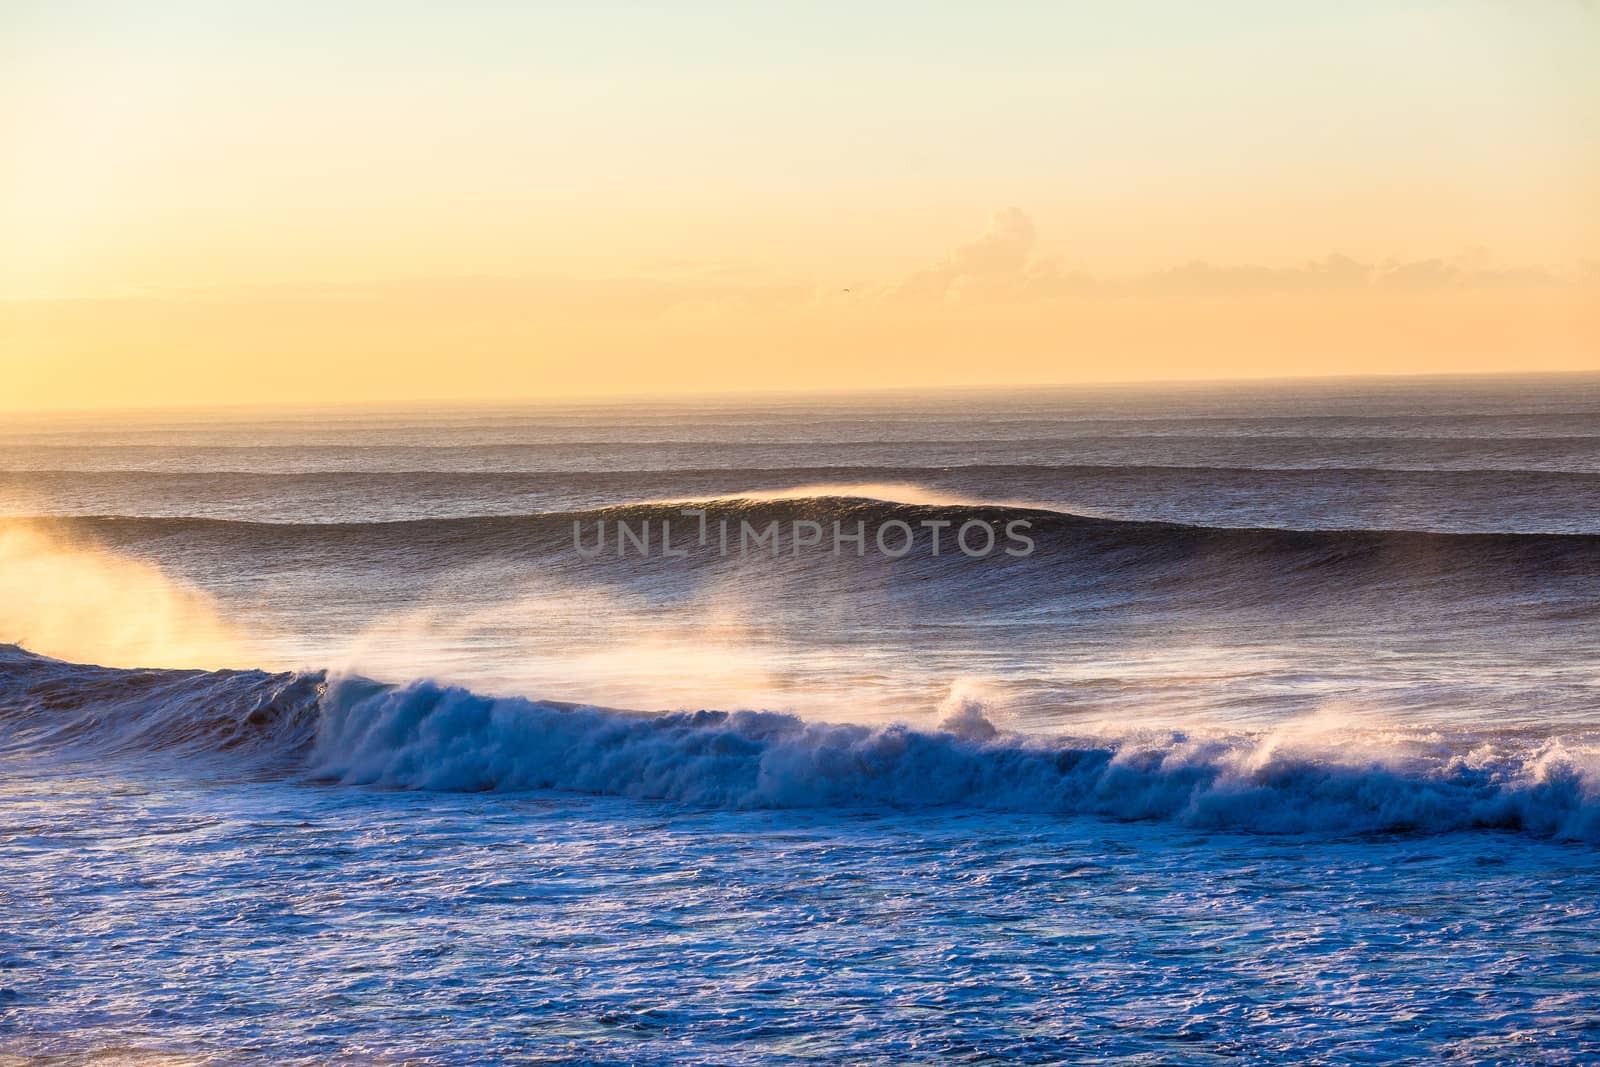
[{"left": 1, "top": 0, "right": 1596, "bottom": 410}]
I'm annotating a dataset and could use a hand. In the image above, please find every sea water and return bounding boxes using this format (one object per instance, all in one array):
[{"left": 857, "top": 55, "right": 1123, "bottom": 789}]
[{"left": 1, "top": 375, "right": 1597, "bottom": 1063}]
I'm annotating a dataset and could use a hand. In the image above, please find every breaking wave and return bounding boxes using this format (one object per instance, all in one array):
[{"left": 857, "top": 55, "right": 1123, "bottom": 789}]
[{"left": 2, "top": 645, "right": 1594, "bottom": 842}]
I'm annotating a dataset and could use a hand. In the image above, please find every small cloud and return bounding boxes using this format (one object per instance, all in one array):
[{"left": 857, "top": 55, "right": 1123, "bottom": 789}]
[
  {"left": 897, "top": 207, "right": 1045, "bottom": 299},
  {"left": 1372, "top": 252, "right": 1557, "bottom": 290},
  {"left": 1145, "top": 253, "right": 1371, "bottom": 293},
  {"left": 897, "top": 213, "right": 1581, "bottom": 303}
]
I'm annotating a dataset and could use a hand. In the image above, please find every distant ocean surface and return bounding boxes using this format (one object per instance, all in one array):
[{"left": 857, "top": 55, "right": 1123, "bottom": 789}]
[{"left": 2, "top": 375, "right": 1598, "bottom": 1064}]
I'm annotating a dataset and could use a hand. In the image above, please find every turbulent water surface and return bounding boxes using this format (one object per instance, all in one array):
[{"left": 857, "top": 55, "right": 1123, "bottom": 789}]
[{"left": 1, "top": 376, "right": 1598, "bottom": 1064}]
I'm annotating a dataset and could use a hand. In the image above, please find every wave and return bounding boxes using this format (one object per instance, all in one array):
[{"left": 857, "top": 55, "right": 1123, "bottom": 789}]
[
  {"left": 11, "top": 463, "right": 1600, "bottom": 520},
  {"left": 12, "top": 465, "right": 1600, "bottom": 537},
  {"left": 24, "top": 494, "right": 1600, "bottom": 570},
  {"left": 9, "top": 496, "right": 1598, "bottom": 637},
  {"left": 1, "top": 645, "right": 1594, "bottom": 842},
  {"left": 30, "top": 491, "right": 1600, "bottom": 535}
]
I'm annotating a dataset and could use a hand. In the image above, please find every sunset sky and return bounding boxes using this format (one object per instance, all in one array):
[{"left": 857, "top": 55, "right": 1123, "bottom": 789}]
[{"left": 2, "top": 0, "right": 1596, "bottom": 410}]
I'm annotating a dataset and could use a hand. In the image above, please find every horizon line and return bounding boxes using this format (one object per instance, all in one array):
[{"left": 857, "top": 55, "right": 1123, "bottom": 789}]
[{"left": 4, "top": 366, "right": 1598, "bottom": 420}]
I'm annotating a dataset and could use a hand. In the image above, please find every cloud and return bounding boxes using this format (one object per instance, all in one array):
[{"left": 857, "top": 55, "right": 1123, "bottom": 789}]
[
  {"left": 1143, "top": 254, "right": 1371, "bottom": 293},
  {"left": 1371, "top": 251, "right": 1558, "bottom": 290},
  {"left": 4, "top": 212, "right": 1588, "bottom": 326},
  {"left": 895, "top": 207, "right": 1078, "bottom": 299},
  {"left": 1142, "top": 252, "right": 1559, "bottom": 293},
  {"left": 893, "top": 211, "right": 1585, "bottom": 300}
]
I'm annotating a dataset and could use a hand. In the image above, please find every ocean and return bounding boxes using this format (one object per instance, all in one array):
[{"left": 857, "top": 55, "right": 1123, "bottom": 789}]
[{"left": 1, "top": 374, "right": 1597, "bottom": 1064}]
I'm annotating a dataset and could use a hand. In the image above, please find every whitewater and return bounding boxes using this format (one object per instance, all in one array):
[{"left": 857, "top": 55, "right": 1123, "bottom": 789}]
[
  {"left": 2, "top": 377, "right": 1599, "bottom": 1063},
  {"left": 3, "top": 647, "right": 1598, "bottom": 841}
]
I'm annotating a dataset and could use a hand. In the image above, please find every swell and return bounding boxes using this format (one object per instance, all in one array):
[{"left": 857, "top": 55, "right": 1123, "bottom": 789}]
[
  {"left": 10, "top": 464, "right": 1600, "bottom": 535},
  {"left": 15, "top": 498, "right": 1600, "bottom": 625},
  {"left": 8, "top": 436, "right": 1600, "bottom": 476},
  {"left": 1, "top": 645, "right": 1594, "bottom": 842},
  {"left": 8, "top": 412, "right": 1600, "bottom": 447},
  {"left": 26, "top": 495, "right": 1600, "bottom": 565}
]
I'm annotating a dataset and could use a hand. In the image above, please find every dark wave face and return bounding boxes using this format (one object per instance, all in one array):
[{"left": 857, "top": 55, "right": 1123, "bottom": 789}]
[
  {"left": 38, "top": 494, "right": 1600, "bottom": 597},
  {"left": 9, "top": 463, "right": 1600, "bottom": 532}
]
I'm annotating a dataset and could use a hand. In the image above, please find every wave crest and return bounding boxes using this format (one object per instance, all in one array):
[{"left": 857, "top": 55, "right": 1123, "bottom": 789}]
[{"left": 3, "top": 646, "right": 1595, "bottom": 842}]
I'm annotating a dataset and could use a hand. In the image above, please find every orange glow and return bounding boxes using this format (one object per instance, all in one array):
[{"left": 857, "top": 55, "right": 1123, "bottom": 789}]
[{"left": 1, "top": 3, "right": 1594, "bottom": 409}]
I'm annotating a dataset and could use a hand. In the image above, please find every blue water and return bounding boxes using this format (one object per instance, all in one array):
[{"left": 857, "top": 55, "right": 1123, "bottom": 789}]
[
  {"left": 4, "top": 758, "right": 1597, "bottom": 1065},
  {"left": 2, "top": 376, "right": 1598, "bottom": 1063}
]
